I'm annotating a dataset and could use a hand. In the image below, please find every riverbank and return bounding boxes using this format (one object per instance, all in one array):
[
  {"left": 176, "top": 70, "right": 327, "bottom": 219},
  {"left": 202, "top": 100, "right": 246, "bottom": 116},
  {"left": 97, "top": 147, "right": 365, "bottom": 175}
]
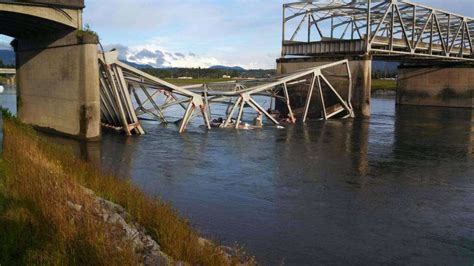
[
  {"left": 164, "top": 78, "right": 236, "bottom": 85},
  {"left": 372, "top": 79, "right": 397, "bottom": 93},
  {"left": 0, "top": 111, "right": 254, "bottom": 265}
]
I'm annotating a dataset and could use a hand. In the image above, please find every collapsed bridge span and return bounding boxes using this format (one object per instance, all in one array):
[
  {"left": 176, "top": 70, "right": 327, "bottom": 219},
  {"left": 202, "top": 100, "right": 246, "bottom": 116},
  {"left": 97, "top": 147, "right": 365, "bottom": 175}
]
[{"left": 99, "top": 52, "right": 354, "bottom": 135}]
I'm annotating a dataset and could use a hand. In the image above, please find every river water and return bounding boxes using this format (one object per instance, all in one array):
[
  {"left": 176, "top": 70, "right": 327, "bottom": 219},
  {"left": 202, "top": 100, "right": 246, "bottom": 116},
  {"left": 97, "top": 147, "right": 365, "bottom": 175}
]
[{"left": 1, "top": 88, "right": 473, "bottom": 265}]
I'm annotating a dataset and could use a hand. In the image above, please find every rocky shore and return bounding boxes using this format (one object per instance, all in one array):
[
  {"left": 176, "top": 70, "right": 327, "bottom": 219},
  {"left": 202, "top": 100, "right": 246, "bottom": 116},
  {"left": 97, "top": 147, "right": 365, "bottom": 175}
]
[{"left": 70, "top": 187, "right": 174, "bottom": 265}]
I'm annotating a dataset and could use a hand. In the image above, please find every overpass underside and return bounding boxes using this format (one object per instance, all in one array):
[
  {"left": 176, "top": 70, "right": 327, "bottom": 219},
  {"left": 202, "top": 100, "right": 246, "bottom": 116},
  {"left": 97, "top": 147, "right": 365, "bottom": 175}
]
[
  {"left": 278, "top": 0, "right": 474, "bottom": 116},
  {"left": 0, "top": 0, "right": 101, "bottom": 140}
]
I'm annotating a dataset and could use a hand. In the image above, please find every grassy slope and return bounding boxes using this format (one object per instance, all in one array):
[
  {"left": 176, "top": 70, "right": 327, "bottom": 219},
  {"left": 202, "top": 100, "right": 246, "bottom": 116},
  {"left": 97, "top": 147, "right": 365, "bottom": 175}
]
[
  {"left": 164, "top": 78, "right": 235, "bottom": 85},
  {"left": 0, "top": 117, "right": 138, "bottom": 265},
  {"left": 372, "top": 79, "right": 397, "bottom": 92},
  {"left": 0, "top": 114, "right": 254, "bottom": 265},
  {"left": 165, "top": 77, "right": 397, "bottom": 92},
  {"left": 167, "top": 78, "right": 397, "bottom": 90}
]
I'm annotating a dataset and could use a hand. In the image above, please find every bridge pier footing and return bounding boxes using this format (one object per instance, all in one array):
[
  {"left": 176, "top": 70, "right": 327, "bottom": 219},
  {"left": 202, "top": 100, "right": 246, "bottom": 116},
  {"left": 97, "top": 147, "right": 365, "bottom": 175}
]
[
  {"left": 14, "top": 32, "right": 101, "bottom": 140},
  {"left": 277, "top": 56, "right": 372, "bottom": 118},
  {"left": 397, "top": 64, "right": 474, "bottom": 109}
]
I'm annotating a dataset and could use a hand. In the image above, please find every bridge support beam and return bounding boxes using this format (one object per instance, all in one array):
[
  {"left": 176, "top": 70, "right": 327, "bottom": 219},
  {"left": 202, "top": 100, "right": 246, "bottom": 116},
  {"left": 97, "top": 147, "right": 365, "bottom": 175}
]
[
  {"left": 14, "top": 32, "right": 101, "bottom": 140},
  {"left": 277, "top": 56, "right": 372, "bottom": 118},
  {"left": 397, "top": 64, "right": 474, "bottom": 109}
]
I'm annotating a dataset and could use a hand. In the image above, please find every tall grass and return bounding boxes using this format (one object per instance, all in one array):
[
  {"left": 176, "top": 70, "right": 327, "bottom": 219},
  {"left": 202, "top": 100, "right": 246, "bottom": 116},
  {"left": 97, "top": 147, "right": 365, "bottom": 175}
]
[
  {"left": 0, "top": 115, "right": 138, "bottom": 265},
  {"left": 0, "top": 113, "right": 255, "bottom": 265}
]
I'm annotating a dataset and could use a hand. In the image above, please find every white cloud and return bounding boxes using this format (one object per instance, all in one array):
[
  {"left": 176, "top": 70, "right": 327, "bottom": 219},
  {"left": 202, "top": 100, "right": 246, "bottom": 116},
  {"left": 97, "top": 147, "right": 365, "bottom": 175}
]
[
  {"left": 103, "top": 42, "right": 223, "bottom": 68},
  {"left": 85, "top": 0, "right": 473, "bottom": 69},
  {"left": 84, "top": 0, "right": 282, "bottom": 69},
  {"left": 0, "top": 42, "right": 12, "bottom": 50},
  {"left": 103, "top": 39, "right": 277, "bottom": 69}
]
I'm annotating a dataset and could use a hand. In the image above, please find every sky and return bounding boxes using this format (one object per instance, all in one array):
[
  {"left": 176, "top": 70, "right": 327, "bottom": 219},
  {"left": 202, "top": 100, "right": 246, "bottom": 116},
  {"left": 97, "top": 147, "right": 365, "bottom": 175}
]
[
  {"left": 1, "top": 0, "right": 473, "bottom": 69},
  {"left": 82, "top": 0, "right": 473, "bottom": 69}
]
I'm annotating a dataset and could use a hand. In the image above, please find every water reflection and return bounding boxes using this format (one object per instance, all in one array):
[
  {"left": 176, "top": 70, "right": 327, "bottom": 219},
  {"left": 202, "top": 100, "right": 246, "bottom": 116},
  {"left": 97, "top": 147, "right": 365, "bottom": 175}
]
[
  {"left": 1, "top": 88, "right": 473, "bottom": 264},
  {"left": 98, "top": 98, "right": 473, "bottom": 264},
  {"left": 38, "top": 133, "right": 102, "bottom": 165}
]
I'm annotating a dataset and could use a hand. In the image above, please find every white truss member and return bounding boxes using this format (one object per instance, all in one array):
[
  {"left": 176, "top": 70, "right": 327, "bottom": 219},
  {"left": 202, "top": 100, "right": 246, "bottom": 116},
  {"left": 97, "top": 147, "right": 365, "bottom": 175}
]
[{"left": 99, "top": 52, "right": 354, "bottom": 135}]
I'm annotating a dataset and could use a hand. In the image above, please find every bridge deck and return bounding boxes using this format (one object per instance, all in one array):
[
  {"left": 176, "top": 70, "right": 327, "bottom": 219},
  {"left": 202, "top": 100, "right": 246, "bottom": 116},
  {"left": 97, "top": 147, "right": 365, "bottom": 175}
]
[
  {"left": 283, "top": 37, "right": 472, "bottom": 61},
  {"left": 0, "top": 68, "right": 15, "bottom": 75},
  {"left": 0, "top": 0, "right": 84, "bottom": 9},
  {"left": 282, "top": 0, "right": 474, "bottom": 62}
]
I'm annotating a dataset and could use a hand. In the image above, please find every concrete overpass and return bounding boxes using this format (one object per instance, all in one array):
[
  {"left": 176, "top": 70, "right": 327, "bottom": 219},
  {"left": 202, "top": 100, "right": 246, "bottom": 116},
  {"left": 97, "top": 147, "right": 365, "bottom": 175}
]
[
  {"left": 278, "top": 0, "right": 474, "bottom": 118},
  {"left": 1, "top": 0, "right": 100, "bottom": 140},
  {"left": 0, "top": 68, "right": 15, "bottom": 75},
  {"left": 0, "top": 68, "right": 15, "bottom": 85}
]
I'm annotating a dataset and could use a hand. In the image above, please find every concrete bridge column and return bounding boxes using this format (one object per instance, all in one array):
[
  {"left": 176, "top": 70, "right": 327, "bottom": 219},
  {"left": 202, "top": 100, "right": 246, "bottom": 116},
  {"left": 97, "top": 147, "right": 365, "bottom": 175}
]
[
  {"left": 14, "top": 32, "right": 100, "bottom": 140},
  {"left": 397, "top": 64, "right": 474, "bottom": 108},
  {"left": 277, "top": 56, "right": 372, "bottom": 118}
]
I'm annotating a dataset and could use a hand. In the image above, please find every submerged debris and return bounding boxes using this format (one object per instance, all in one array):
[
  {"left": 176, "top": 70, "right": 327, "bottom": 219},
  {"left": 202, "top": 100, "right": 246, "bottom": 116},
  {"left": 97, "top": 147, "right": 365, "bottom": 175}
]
[{"left": 99, "top": 51, "right": 354, "bottom": 135}]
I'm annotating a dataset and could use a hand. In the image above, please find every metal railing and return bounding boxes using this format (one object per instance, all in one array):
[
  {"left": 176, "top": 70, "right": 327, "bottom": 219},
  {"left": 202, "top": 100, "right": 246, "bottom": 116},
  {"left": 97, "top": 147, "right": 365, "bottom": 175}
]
[{"left": 282, "top": 0, "right": 474, "bottom": 61}]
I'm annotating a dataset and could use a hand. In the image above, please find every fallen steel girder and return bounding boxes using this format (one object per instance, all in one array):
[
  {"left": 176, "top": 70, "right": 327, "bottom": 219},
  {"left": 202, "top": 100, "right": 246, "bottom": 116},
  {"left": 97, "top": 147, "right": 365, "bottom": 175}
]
[
  {"left": 194, "top": 59, "right": 355, "bottom": 128},
  {"left": 99, "top": 52, "right": 354, "bottom": 134},
  {"left": 99, "top": 50, "right": 209, "bottom": 135},
  {"left": 99, "top": 56, "right": 145, "bottom": 135}
]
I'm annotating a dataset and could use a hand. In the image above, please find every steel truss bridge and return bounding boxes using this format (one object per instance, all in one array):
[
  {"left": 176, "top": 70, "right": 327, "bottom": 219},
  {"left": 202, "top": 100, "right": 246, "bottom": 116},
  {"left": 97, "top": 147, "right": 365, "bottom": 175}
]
[
  {"left": 282, "top": 0, "right": 474, "bottom": 61},
  {"left": 99, "top": 51, "right": 354, "bottom": 135}
]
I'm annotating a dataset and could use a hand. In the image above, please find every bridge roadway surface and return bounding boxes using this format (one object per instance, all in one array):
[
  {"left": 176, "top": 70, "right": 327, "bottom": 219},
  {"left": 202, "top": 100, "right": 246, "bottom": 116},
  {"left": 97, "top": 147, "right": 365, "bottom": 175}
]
[
  {"left": 278, "top": 0, "right": 474, "bottom": 118},
  {"left": 0, "top": 68, "right": 15, "bottom": 75},
  {"left": 282, "top": 0, "right": 474, "bottom": 62}
]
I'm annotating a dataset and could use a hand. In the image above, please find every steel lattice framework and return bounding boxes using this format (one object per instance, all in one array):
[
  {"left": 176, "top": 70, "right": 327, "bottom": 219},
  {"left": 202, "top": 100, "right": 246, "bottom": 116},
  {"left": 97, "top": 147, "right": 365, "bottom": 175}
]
[
  {"left": 99, "top": 51, "right": 354, "bottom": 134},
  {"left": 282, "top": 0, "right": 474, "bottom": 61}
]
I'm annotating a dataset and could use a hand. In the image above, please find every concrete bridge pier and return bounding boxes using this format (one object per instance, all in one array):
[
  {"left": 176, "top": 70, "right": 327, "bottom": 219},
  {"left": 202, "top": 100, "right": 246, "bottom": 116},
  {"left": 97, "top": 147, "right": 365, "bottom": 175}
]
[
  {"left": 277, "top": 56, "right": 372, "bottom": 118},
  {"left": 397, "top": 64, "right": 474, "bottom": 108},
  {"left": 13, "top": 32, "right": 101, "bottom": 140}
]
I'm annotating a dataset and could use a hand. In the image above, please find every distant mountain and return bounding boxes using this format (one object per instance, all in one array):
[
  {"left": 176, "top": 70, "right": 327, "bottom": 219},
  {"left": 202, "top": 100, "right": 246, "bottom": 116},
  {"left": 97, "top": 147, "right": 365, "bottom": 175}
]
[
  {"left": 121, "top": 60, "right": 154, "bottom": 69},
  {"left": 209, "top": 65, "right": 246, "bottom": 71},
  {"left": 0, "top": 49, "right": 15, "bottom": 66}
]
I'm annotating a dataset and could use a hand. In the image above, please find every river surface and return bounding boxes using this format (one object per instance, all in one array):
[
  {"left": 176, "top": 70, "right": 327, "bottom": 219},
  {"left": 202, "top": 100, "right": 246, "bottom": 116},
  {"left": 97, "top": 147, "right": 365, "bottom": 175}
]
[{"left": 1, "top": 88, "right": 473, "bottom": 265}]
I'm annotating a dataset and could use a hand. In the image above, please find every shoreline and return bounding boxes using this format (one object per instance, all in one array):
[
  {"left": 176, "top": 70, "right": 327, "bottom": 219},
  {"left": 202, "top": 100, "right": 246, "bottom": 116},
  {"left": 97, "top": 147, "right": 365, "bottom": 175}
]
[{"left": 0, "top": 112, "right": 255, "bottom": 265}]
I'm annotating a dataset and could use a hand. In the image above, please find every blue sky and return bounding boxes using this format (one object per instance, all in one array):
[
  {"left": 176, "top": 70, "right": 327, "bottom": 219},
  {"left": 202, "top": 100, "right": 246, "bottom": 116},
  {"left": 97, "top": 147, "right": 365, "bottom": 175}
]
[
  {"left": 1, "top": 1, "right": 472, "bottom": 69},
  {"left": 84, "top": 0, "right": 283, "bottom": 69},
  {"left": 82, "top": 0, "right": 473, "bottom": 69}
]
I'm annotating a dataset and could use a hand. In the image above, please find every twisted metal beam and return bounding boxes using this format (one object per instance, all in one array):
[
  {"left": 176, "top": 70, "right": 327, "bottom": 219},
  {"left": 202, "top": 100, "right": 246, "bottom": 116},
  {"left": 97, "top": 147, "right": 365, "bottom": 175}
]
[
  {"left": 99, "top": 51, "right": 209, "bottom": 134},
  {"left": 99, "top": 52, "right": 354, "bottom": 135},
  {"left": 194, "top": 60, "right": 354, "bottom": 127}
]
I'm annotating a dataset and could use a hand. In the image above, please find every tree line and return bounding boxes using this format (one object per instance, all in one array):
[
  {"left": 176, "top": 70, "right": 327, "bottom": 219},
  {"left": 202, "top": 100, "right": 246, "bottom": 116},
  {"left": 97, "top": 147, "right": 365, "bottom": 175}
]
[{"left": 140, "top": 67, "right": 276, "bottom": 79}]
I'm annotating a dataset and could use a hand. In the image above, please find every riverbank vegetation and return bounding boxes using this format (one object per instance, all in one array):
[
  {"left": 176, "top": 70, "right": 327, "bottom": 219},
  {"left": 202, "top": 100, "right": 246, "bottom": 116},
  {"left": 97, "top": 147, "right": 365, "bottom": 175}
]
[
  {"left": 164, "top": 78, "right": 236, "bottom": 85},
  {"left": 141, "top": 66, "right": 275, "bottom": 80},
  {"left": 372, "top": 79, "right": 397, "bottom": 92},
  {"left": 0, "top": 111, "right": 254, "bottom": 265}
]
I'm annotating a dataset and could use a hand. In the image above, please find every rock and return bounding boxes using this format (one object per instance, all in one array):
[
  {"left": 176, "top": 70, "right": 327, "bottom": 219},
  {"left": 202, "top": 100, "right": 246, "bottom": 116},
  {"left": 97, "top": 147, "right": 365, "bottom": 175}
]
[
  {"left": 66, "top": 201, "right": 83, "bottom": 212},
  {"left": 198, "top": 237, "right": 212, "bottom": 246},
  {"left": 81, "top": 187, "right": 96, "bottom": 196},
  {"left": 85, "top": 188, "right": 173, "bottom": 265},
  {"left": 108, "top": 213, "right": 123, "bottom": 224}
]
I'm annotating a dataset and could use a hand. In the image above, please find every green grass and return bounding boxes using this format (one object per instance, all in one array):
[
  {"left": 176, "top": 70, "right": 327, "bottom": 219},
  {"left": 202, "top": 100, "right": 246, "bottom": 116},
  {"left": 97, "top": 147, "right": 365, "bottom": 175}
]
[
  {"left": 164, "top": 78, "right": 236, "bottom": 85},
  {"left": 0, "top": 112, "right": 255, "bottom": 265},
  {"left": 0, "top": 114, "right": 139, "bottom": 265},
  {"left": 372, "top": 79, "right": 397, "bottom": 92}
]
